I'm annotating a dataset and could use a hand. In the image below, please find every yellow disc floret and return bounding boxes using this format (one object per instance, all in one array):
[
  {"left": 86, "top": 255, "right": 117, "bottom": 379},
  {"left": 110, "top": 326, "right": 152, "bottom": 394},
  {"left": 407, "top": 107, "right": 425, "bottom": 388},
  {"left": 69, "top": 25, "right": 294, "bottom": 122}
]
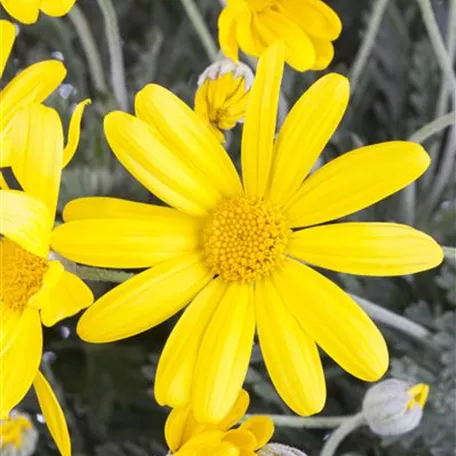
[
  {"left": 0, "top": 410, "right": 38, "bottom": 454},
  {"left": 0, "top": 238, "right": 48, "bottom": 313},
  {"left": 203, "top": 196, "right": 289, "bottom": 282}
]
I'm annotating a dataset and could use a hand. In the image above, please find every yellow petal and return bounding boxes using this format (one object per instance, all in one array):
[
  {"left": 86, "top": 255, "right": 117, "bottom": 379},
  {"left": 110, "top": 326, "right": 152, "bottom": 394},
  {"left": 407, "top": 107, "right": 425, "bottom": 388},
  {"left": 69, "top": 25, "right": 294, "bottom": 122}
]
[
  {"left": 0, "top": 20, "right": 15, "bottom": 78},
  {"left": 1, "top": 0, "right": 40, "bottom": 23},
  {"left": 33, "top": 371, "right": 71, "bottom": 456},
  {"left": 268, "top": 73, "right": 349, "bottom": 207},
  {"left": 0, "top": 307, "right": 22, "bottom": 357},
  {"left": 239, "top": 416, "right": 274, "bottom": 449},
  {"left": 275, "top": 259, "right": 388, "bottom": 382},
  {"left": 77, "top": 253, "right": 213, "bottom": 343},
  {"left": 40, "top": 0, "right": 76, "bottom": 16},
  {"left": 0, "top": 60, "right": 66, "bottom": 130},
  {"left": 0, "top": 137, "right": 12, "bottom": 167},
  {"left": 284, "top": 142, "right": 431, "bottom": 228},
  {"left": 223, "top": 429, "right": 256, "bottom": 451},
  {"left": 39, "top": 270, "right": 94, "bottom": 327},
  {"left": 236, "top": 8, "right": 262, "bottom": 57},
  {"left": 11, "top": 104, "right": 64, "bottom": 216},
  {"left": 192, "top": 283, "right": 255, "bottom": 423},
  {"left": 155, "top": 278, "right": 227, "bottom": 408},
  {"left": 255, "top": 277, "right": 326, "bottom": 416},
  {"left": 309, "top": 37, "right": 334, "bottom": 70},
  {"left": 135, "top": 85, "right": 242, "bottom": 196},
  {"left": 51, "top": 216, "right": 201, "bottom": 268},
  {"left": 165, "top": 405, "right": 194, "bottom": 452},
  {"left": 0, "top": 308, "right": 42, "bottom": 419},
  {"left": 0, "top": 190, "right": 52, "bottom": 258},
  {"left": 62, "top": 99, "right": 91, "bottom": 168},
  {"left": 241, "top": 42, "right": 285, "bottom": 198},
  {"left": 104, "top": 112, "right": 222, "bottom": 216},
  {"left": 288, "top": 223, "right": 443, "bottom": 276},
  {"left": 215, "top": 389, "right": 250, "bottom": 431},
  {"left": 218, "top": 7, "right": 240, "bottom": 61}
]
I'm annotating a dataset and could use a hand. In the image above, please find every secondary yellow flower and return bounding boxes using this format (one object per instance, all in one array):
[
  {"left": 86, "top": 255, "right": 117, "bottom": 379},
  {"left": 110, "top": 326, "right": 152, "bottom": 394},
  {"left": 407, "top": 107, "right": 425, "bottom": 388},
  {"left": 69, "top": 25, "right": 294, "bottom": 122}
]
[
  {"left": 166, "top": 389, "right": 274, "bottom": 455},
  {"left": 218, "top": 0, "right": 341, "bottom": 71},
  {"left": 51, "top": 43, "right": 442, "bottom": 423},
  {"left": 195, "top": 59, "right": 254, "bottom": 142},
  {"left": 0, "top": 101, "right": 93, "bottom": 422},
  {"left": 0, "top": 410, "right": 38, "bottom": 456},
  {"left": 0, "top": 0, "right": 76, "bottom": 24}
]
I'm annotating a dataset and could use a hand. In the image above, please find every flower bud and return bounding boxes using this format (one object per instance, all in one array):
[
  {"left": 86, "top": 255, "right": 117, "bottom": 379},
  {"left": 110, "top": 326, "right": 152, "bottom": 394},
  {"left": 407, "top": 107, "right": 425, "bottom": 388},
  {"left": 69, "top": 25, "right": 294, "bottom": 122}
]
[
  {"left": 362, "top": 379, "right": 429, "bottom": 436},
  {"left": 194, "top": 59, "right": 254, "bottom": 142},
  {"left": 0, "top": 410, "right": 39, "bottom": 456},
  {"left": 258, "top": 443, "right": 308, "bottom": 456}
]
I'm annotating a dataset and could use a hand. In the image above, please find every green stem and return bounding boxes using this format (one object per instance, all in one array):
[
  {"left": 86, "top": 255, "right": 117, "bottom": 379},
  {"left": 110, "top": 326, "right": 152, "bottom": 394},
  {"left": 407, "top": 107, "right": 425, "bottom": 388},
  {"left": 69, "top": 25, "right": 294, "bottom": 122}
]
[
  {"left": 180, "top": 0, "right": 218, "bottom": 62},
  {"left": 97, "top": 0, "right": 129, "bottom": 109},
  {"left": 349, "top": 0, "right": 390, "bottom": 92},
  {"left": 68, "top": 5, "right": 108, "bottom": 95},
  {"left": 75, "top": 265, "right": 135, "bottom": 283},
  {"left": 407, "top": 112, "right": 456, "bottom": 143},
  {"left": 248, "top": 414, "right": 355, "bottom": 429},
  {"left": 443, "top": 246, "right": 456, "bottom": 260}
]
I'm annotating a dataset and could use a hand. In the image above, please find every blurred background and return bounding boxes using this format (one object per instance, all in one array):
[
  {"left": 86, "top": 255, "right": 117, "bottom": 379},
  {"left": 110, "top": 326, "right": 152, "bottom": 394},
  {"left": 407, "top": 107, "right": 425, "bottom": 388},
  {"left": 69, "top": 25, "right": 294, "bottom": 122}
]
[{"left": 1, "top": 0, "right": 455, "bottom": 455}]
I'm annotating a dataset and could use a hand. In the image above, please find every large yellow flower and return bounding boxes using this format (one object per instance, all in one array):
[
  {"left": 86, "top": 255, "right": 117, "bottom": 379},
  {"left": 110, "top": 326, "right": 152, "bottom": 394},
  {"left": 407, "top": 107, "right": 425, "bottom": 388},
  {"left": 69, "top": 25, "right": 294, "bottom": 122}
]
[
  {"left": 218, "top": 0, "right": 342, "bottom": 71},
  {"left": 0, "top": 0, "right": 76, "bottom": 24},
  {"left": 0, "top": 104, "right": 93, "bottom": 421},
  {"left": 51, "top": 42, "right": 442, "bottom": 423},
  {"left": 165, "top": 390, "right": 274, "bottom": 456}
]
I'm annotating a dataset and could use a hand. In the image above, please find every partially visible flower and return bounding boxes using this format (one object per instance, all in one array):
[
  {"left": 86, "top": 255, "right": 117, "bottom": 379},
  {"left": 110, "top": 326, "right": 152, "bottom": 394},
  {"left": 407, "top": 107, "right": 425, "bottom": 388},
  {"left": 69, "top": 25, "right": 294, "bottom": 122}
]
[
  {"left": 0, "top": 410, "right": 38, "bottom": 456},
  {"left": 258, "top": 444, "right": 307, "bottom": 456},
  {"left": 195, "top": 59, "right": 254, "bottom": 142},
  {"left": 166, "top": 389, "right": 274, "bottom": 455},
  {"left": 0, "top": 101, "right": 93, "bottom": 422},
  {"left": 218, "top": 0, "right": 342, "bottom": 71},
  {"left": 0, "top": 0, "right": 76, "bottom": 24},
  {"left": 362, "top": 379, "right": 429, "bottom": 436}
]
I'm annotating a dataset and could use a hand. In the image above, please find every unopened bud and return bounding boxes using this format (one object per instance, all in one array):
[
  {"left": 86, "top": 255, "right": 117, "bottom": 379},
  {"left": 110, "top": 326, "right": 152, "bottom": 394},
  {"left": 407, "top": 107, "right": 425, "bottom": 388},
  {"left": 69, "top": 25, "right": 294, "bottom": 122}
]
[
  {"left": 258, "top": 443, "right": 308, "bottom": 456},
  {"left": 0, "top": 410, "right": 39, "bottom": 456},
  {"left": 195, "top": 59, "right": 254, "bottom": 142},
  {"left": 362, "top": 379, "right": 429, "bottom": 436}
]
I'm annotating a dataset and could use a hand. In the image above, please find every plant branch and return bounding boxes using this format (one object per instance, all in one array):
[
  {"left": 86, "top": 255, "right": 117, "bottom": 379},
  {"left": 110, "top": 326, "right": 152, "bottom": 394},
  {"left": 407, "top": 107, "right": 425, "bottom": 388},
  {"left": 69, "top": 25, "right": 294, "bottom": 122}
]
[
  {"left": 248, "top": 414, "right": 356, "bottom": 429},
  {"left": 75, "top": 265, "right": 135, "bottom": 283},
  {"left": 407, "top": 112, "right": 456, "bottom": 143}
]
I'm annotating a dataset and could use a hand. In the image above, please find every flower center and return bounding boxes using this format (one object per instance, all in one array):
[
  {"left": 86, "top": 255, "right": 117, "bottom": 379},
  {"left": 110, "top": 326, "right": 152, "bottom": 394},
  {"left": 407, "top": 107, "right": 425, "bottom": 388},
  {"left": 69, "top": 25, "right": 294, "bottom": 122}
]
[
  {"left": 0, "top": 238, "right": 48, "bottom": 314},
  {"left": 0, "top": 411, "right": 36, "bottom": 450},
  {"left": 247, "top": 0, "right": 276, "bottom": 12},
  {"left": 203, "top": 196, "right": 289, "bottom": 282}
]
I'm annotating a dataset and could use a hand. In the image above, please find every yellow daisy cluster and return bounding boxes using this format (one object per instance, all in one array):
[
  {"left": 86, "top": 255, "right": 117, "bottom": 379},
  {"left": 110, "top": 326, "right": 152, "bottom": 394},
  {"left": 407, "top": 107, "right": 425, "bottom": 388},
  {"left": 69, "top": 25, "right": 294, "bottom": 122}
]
[{"left": 0, "top": 1, "right": 441, "bottom": 455}]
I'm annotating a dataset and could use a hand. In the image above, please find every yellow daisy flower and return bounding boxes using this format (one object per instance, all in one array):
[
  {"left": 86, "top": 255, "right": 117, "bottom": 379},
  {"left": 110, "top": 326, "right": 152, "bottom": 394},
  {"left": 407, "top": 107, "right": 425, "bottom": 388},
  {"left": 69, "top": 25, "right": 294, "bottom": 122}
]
[
  {"left": 51, "top": 42, "right": 443, "bottom": 423},
  {"left": 218, "top": 0, "right": 342, "bottom": 71},
  {"left": 165, "top": 389, "right": 274, "bottom": 456},
  {"left": 1, "top": 97, "right": 93, "bottom": 422},
  {"left": 0, "top": 0, "right": 76, "bottom": 24}
]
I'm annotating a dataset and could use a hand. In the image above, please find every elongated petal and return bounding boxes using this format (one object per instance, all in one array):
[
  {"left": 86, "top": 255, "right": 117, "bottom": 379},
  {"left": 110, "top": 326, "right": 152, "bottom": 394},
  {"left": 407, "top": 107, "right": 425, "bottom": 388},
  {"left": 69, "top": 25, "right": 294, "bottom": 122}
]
[
  {"left": 275, "top": 260, "right": 388, "bottom": 382},
  {"left": 39, "top": 270, "right": 94, "bottom": 327},
  {"left": 1, "top": 0, "right": 40, "bottom": 24},
  {"left": 268, "top": 74, "right": 349, "bottom": 206},
  {"left": 134, "top": 84, "right": 242, "bottom": 196},
  {"left": 218, "top": 7, "right": 239, "bottom": 61},
  {"left": 288, "top": 223, "right": 443, "bottom": 276},
  {"left": 0, "top": 309, "right": 42, "bottom": 418},
  {"left": 0, "top": 190, "right": 52, "bottom": 258},
  {"left": 156, "top": 278, "right": 227, "bottom": 408},
  {"left": 255, "top": 277, "right": 325, "bottom": 415},
  {"left": 0, "top": 20, "right": 15, "bottom": 78},
  {"left": 239, "top": 416, "right": 274, "bottom": 450},
  {"left": 0, "top": 60, "right": 66, "bottom": 129},
  {"left": 40, "top": 0, "right": 76, "bottom": 16},
  {"left": 11, "top": 104, "right": 64, "bottom": 216},
  {"left": 0, "top": 308, "right": 21, "bottom": 357},
  {"left": 284, "top": 142, "right": 431, "bottom": 227},
  {"left": 77, "top": 254, "right": 213, "bottom": 343},
  {"left": 309, "top": 37, "right": 334, "bottom": 70},
  {"left": 105, "top": 112, "right": 222, "bottom": 216},
  {"left": 33, "top": 371, "right": 71, "bottom": 456},
  {"left": 241, "top": 42, "right": 285, "bottom": 198},
  {"left": 192, "top": 283, "right": 255, "bottom": 423},
  {"left": 62, "top": 99, "right": 91, "bottom": 168}
]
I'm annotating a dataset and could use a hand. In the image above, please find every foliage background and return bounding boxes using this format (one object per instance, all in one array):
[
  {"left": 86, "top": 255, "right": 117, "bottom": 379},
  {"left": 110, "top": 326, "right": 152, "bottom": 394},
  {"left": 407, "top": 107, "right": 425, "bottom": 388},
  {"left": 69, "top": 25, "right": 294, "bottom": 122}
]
[{"left": 1, "top": 0, "right": 454, "bottom": 455}]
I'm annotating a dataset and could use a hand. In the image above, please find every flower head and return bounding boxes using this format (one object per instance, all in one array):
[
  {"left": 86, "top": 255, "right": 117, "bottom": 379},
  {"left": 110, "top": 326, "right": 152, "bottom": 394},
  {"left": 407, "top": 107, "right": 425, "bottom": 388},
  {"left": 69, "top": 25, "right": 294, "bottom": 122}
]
[
  {"left": 52, "top": 42, "right": 442, "bottom": 423},
  {"left": 166, "top": 390, "right": 274, "bottom": 456},
  {"left": 195, "top": 59, "right": 254, "bottom": 142},
  {"left": 218, "top": 0, "right": 342, "bottom": 71},
  {"left": 0, "top": 0, "right": 76, "bottom": 24},
  {"left": 0, "top": 410, "right": 38, "bottom": 456},
  {"left": 258, "top": 444, "right": 307, "bottom": 456}
]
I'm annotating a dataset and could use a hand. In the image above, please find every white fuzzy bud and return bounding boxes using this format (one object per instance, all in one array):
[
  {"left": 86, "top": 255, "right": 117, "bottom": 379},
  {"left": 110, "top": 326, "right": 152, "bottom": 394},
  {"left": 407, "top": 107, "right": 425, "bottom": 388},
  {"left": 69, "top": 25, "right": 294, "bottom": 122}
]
[
  {"left": 0, "top": 410, "right": 39, "bottom": 456},
  {"left": 258, "top": 443, "right": 308, "bottom": 456},
  {"left": 362, "top": 379, "right": 429, "bottom": 436},
  {"left": 197, "top": 59, "right": 254, "bottom": 91}
]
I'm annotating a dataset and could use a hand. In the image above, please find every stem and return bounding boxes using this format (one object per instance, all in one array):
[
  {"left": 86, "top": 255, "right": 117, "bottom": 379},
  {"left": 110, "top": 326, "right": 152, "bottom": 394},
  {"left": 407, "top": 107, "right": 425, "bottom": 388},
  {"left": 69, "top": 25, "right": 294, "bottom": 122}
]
[
  {"left": 68, "top": 5, "right": 108, "bottom": 95},
  {"left": 407, "top": 112, "right": 456, "bottom": 143},
  {"left": 248, "top": 414, "right": 355, "bottom": 429},
  {"left": 349, "top": 0, "right": 390, "bottom": 92},
  {"left": 320, "top": 413, "right": 365, "bottom": 456},
  {"left": 96, "top": 0, "right": 129, "bottom": 110},
  {"left": 351, "top": 294, "right": 431, "bottom": 340},
  {"left": 75, "top": 265, "right": 135, "bottom": 283},
  {"left": 416, "top": 0, "right": 456, "bottom": 93},
  {"left": 443, "top": 246, "right": 456, "bottom": 260},
  {"left": 180, "top": 0, "right": 218, "bottom": 62}
]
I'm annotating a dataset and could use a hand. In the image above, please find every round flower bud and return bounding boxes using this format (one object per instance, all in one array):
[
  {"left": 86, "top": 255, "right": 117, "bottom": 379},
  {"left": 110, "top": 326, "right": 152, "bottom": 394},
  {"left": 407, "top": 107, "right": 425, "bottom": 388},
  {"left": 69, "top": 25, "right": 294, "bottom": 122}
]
[
  {"left": 0, "top": 410, "right": 39, "bottom": 456},
  {"left": 362, "top": 379, "right": 429, "bottom": 436},
  {"left": 194, "top": 59, "right": 254, "bottom": 142},
  {"left": 258, "top": 443, "right": 308, "bottom": 456}
]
